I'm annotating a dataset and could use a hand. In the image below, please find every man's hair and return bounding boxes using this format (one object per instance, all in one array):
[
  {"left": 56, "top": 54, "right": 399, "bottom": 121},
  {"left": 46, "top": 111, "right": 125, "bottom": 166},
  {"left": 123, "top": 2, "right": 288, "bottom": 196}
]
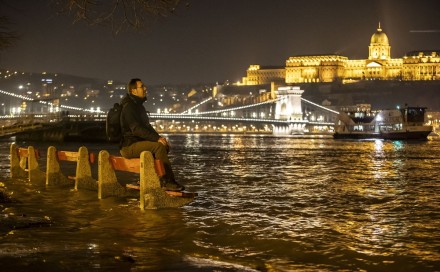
[{"left": 127, "top": 78, "right": 142, "bottom": 93}]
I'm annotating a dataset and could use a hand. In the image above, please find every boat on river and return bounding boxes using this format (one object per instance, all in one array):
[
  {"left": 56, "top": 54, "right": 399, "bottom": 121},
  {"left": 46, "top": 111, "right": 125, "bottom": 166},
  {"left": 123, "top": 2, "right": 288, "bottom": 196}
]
[{"left": 334, "top": 106, "right": 433, "bottom": 140}]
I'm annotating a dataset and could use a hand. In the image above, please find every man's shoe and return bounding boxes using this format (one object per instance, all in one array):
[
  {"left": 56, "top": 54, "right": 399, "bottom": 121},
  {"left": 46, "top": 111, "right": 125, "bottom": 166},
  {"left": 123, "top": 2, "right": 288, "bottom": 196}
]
[{"left": 163, "top": 180, "right": 185, "bottom": 192}]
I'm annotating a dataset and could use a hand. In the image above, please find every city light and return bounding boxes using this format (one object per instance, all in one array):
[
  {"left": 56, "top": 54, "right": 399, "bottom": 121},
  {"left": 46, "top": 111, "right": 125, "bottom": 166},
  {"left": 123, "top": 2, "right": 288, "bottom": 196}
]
[{"left": 7, "top": 69, "right": 435, "bottom": 136}]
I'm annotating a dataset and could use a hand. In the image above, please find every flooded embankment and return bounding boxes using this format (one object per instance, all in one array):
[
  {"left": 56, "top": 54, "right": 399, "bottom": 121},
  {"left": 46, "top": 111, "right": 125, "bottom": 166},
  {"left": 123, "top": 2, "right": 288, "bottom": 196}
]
[{"left": 0, "top": 135, "right": 439, "bottom": 271}]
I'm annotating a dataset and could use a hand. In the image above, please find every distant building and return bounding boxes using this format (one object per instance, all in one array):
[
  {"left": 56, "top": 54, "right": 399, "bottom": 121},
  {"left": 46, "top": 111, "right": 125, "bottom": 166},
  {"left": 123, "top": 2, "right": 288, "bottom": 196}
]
[
  {"left": 403, "top": 51, "right": 440, "bottom": 80},
  {"left": 241, "top": 65, "right": 285, "bottom": 85},
  {"left": 241, "top": 23, "right": 440, "bottom": 85},
  {"left": 214, "top": 84, "right": 275, "bottom": 108}
]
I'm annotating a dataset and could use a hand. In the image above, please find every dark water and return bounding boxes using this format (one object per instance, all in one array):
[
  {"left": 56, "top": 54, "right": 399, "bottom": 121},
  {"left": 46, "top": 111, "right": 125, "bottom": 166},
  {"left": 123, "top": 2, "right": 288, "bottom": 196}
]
[{"left": 0, "top": 135, "right": 439, "bottom": 271}]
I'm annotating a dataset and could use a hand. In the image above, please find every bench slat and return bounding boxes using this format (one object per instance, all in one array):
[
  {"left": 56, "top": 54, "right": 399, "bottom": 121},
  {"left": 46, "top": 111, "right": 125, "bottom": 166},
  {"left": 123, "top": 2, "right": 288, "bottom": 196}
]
[
  {"left": 18, "top": 148, "right": 28, "bottom": 157},
  {"left": 108, "top": 156, "right": 165, "bottom": 176},
  {"left": 56, "top": 150, "right": 95, "bottom": 163},
  {"left": 18, "top": 147, "right": 40, "bottom": 159},
  {"left": 109, "top": 156, "right": 140, "bottom": 173},
  {"left": 57, "top": 151, "right": 79, "bottom": 162}
]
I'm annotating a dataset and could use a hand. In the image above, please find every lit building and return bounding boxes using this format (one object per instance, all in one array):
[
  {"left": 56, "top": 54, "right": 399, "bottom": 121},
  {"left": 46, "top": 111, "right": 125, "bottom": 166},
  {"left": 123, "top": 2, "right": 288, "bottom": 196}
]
[
  {"left": 403, "top": 51, "right": 440, "bottom": 80},
  {"left": 241, "top": 23, "right": 440, "bottom": 85},
  {"left": 242, "top": 65, "right": 285, "bottom": 85}
]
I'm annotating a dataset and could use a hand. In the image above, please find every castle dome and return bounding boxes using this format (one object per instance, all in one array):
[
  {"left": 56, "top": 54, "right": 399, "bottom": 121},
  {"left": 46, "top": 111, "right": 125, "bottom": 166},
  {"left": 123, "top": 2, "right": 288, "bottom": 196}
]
[{"left": 370, "top": 23, "right": 389, "bottom": 45}]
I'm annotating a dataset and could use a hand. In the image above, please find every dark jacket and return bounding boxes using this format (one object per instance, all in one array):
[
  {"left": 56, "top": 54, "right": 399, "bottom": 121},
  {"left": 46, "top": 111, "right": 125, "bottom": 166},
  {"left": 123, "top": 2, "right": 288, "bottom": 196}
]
[{"left": 120, "top": 93, "right": 160, "bottom": 148}]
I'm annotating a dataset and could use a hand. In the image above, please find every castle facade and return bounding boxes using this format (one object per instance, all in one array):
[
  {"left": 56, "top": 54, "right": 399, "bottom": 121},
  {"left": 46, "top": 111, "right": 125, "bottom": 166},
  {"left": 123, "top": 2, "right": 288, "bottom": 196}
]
[{"left": 241, "top": 24, "right": 440, "bottom": 85}]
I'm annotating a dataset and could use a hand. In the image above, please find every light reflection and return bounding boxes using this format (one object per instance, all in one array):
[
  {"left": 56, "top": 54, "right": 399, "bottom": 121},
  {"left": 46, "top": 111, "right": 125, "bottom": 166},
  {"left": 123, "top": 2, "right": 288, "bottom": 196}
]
[
  {"left": 87, "top": 243, "right": 99, "bottom": 250},
  {"left": 392, "top": 140, "right": 404, "bottom": 151}
]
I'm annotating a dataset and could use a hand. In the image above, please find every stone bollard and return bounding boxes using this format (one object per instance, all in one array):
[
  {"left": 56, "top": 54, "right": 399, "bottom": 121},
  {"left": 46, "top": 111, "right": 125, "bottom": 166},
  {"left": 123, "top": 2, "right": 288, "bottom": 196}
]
[
  {"left": 26, "top": 146, "right": 45, "bottom": 183},
  {"left": 97, "top": 150, "right": 126, "bottom": 199},
  {"left": 46, "top": 146, "right": 71, "bottom": 186},
  {"left": 139, "top": 151, "right": 194, "bottom": 210},
  {"left": 97, "top": 150, "right": 195, "bottom": 209},
  {"left": 10, "top": 143, "right": 27, "bottom": 179},
  {"left": 74, "top": 146, "right": 98, "bottom": 191}
]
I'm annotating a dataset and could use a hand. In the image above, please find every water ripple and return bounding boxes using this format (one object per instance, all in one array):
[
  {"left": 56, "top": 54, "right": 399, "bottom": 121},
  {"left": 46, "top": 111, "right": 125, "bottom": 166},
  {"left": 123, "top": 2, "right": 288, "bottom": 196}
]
[{"left": 0, "top": 136, "right": 439, "bottom": 271}]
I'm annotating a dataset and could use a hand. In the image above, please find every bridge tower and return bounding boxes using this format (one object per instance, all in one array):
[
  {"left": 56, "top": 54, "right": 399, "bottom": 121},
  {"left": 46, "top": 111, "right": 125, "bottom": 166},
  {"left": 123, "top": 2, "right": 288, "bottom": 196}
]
[{"left": 273, "top": 86, "right": 306, "bottom": 135}]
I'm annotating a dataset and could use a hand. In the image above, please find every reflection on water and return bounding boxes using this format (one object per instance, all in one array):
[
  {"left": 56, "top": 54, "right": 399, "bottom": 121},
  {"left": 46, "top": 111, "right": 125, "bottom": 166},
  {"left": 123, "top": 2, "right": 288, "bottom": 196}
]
[{"left": 0, "top": 135, "right": 439, "bottom": 271}]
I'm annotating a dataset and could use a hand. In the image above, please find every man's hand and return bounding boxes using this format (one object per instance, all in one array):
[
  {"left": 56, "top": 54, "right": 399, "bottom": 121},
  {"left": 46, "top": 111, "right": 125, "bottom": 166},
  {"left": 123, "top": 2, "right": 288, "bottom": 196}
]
[{"left": 158, "top": 137, "right": 170, "bottom": 153}]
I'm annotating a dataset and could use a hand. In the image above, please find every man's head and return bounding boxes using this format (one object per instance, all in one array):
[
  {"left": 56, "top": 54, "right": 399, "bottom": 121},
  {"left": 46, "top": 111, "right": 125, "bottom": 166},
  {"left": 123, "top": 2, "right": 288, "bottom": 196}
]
[{"left": 128, "top": 78, "right": 147, "bottom": 99}]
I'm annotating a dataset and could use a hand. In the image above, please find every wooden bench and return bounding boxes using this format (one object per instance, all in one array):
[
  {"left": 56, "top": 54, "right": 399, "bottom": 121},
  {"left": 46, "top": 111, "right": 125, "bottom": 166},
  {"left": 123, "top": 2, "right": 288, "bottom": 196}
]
[
  {"left": 9, "top": 144, "right": 196, "bottom": 210},
  {"left": 98, "top": 150, "right": 196, "bottom": 209},
  {"left": 46, "top": 146, "right": 97, "bottom": 190},
  {"left": 10, "top": 144, "right": 45, "bottom": 183}
]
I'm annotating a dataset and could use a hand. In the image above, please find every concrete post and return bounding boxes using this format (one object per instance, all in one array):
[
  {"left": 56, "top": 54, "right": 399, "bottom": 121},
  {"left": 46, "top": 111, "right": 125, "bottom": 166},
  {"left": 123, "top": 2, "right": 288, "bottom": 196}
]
[
  {"left": 139, "top": 151, "right": 194, "bottom": 210},
  {"left": 10, "top": 143, "right": 27, "bottom": 178},
  {"left": 27, "top": 146, "right": 45, "bottom": 183},
  {"left": 46, "top": 146, "right": 71, "bottom": 186},
  {"left": 97, "top": 150, "right": 126, "bottom": 199},
  {"left": 75, "top": 146, "right": 97, "bottom": 191}
]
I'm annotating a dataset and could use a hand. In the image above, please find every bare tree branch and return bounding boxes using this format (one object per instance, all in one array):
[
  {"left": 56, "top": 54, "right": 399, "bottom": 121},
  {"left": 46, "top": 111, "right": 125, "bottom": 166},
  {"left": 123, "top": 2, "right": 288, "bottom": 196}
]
[
  {"left": 52, "top": 0, "right": 187, "bottom": 35},
  {"left": 0, "top": 16, "right": 19, "bottom": 51},
  {"left": 0, "top": 0, "right": 188, "bottom": 51}
]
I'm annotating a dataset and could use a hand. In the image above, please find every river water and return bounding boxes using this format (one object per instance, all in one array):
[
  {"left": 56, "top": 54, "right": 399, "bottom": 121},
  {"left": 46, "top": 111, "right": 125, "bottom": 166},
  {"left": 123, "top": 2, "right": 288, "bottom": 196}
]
[{"left": 0, "top": 135, "right": 439, "bottom": 271}]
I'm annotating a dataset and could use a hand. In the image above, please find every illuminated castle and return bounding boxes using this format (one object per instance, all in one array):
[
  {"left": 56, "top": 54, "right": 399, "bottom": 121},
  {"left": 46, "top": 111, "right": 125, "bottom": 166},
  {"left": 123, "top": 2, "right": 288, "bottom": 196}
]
[{"left": 241, "top": 23, "right": 440, "bottom": 85}]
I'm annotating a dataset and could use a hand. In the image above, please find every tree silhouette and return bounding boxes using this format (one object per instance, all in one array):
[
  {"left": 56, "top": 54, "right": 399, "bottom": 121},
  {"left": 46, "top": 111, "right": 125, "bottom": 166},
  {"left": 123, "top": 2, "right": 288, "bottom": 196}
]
[
  {"left": 0, "top": 16, "right": 19, "bottom": 51},
  {"left": 0, "top": 0, "right": 188, "bottom": 50},
  {"left": 52, "top": 0, "right": 187, "bottom": 34}
]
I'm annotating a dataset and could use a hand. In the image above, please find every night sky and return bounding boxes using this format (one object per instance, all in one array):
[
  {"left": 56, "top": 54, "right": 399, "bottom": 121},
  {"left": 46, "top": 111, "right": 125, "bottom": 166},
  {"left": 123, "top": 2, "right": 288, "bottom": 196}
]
[{"left": 1, "top": 0, "right": 440, "bottom": 85}]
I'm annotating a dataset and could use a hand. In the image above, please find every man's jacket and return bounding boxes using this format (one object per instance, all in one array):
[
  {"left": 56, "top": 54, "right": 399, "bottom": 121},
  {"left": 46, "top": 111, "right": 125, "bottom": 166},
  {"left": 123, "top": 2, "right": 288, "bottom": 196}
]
[{"left": 120, "top": 93, "right": 160, "bottom": 148}]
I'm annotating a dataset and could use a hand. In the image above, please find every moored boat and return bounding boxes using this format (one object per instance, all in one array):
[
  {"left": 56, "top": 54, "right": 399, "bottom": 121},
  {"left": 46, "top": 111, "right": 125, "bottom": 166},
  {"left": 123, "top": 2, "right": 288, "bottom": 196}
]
[{"left": 334, "top": 106, "right": 433, "bottom": 140}]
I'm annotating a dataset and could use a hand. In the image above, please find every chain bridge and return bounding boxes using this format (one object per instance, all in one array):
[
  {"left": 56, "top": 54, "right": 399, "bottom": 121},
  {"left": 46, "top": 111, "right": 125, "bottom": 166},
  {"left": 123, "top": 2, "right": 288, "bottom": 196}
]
[
  {"left": 151, "top": 86, "right": 338, "bottom": 134},
  {"left": 0, "top": 86, "right": 338, "bottom": 141}
]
